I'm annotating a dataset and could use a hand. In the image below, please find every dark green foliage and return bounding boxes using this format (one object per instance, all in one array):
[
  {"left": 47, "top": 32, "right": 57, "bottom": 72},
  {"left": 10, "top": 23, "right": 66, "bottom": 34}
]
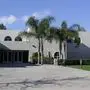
[
  {"left": 26, "top": 16, "right": 38, "bottom": 32},
  {"left": 32, "top": 52, "right": 54, "bottom": 64},
  {"left": 58, "top": 59, "right": 64, "bottom": 65},
  {"left": 43, "top": 57, "right": 54, "bottom": 64},
  {"left": 0, "top": 24, "right": 6, "bottom": 30},
  {"left": 65, "top": 60, "right": 80, "bottom": 65},
  {"left": 61, "top": 21, "right": 67, "bottom": 29},
  {"left": 64, "top": 60, "right": 90, "bottom": 65},
  {"left": 82, "top": 60, "right": 90, "bottom": 65},
  {"left": 32, "top": 52, "right": 41, "bottom": 64},
  {"left": 74, "top": 37, "right": 81, "bottom": 46}
]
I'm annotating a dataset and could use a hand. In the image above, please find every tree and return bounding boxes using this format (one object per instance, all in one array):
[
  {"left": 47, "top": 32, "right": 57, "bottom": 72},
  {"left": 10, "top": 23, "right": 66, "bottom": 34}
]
[
  {"left": 0, "top": 24, "right": 6, "bottom": 30},
  {"left": 38, "top": 16, "right": 55, "bottom": 64},
  {"left": 69, "top": 24, "right": 86, "bottom": 32},
  {"left": 46, "top": 21, "right": 81, "bottom": 64},
  {"left": 60, "top": 22, "right": 81, "bottom": 61},
  {"left": 19, "top": 16, "right": 55, "bottom": 65}
]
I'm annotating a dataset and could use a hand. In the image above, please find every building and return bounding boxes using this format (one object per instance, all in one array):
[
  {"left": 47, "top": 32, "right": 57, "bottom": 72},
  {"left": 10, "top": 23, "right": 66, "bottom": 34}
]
[
  {"left": 0, "top": 29, "right": 89, "bottom": 64},
  {"left": 0, "top": 29, "right": 66, "bottom": 64},
  {"left": 67, "top": 32, "right": 90, "bottom": 60}
]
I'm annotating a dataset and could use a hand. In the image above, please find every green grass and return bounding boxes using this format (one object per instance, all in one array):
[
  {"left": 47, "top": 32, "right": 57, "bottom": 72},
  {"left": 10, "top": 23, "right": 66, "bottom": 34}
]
[{"left": 67, "top": 65, "right": 90, "bottom": 71}]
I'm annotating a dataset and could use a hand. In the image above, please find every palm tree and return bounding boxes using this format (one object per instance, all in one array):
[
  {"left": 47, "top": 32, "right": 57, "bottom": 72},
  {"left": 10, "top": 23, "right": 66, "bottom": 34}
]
[
  {"left": 69, "top": 24, "right": 86, "bottom": 32},
  {"left": 38, "top": 16, "right": 55, "bottom": 64},
  {"left": 19, "top": 16, "right": 41, "bottom": 64},
  {"left": 47, "top": 21, "right": 68, "bottom": 60},
  {"left": 19, "top": 16, "right": 55, "bottom": 65},
  {"left": 46, "top": 21, "right": 81, "bottom": 64}
]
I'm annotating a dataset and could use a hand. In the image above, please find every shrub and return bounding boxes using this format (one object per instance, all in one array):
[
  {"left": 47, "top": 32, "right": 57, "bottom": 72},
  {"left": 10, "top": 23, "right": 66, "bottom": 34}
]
[
  {"left": 32, "top": 52, "right": 54, "bottom": 64},
  {"left": 82, "top": 60, "right": 90, "bottom": 65},
  {"left": 64, "top": 60, "right": 90, "bottom": 65},
  {"left": 32, "top": 52, "right": 41, "bottom": 64},
  {"left": 43, "top": 57, "right": 54, "bottom": 64},
  {"left": 58, "top": 59, "right": 64, "bottom": 65},
  {"left": 65, "top": 60, "right": 80, "bottom": 65}
]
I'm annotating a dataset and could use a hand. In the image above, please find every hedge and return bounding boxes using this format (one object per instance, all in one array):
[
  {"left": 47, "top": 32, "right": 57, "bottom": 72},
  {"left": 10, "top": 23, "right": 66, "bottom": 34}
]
[{"left": 64, "top": 60, "right": 90, "bottom": 65}]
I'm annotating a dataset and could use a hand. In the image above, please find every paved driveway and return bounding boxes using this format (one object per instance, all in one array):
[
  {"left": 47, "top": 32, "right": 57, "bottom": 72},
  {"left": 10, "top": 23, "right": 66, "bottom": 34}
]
[{"left": 0, "top": 65, "right": 90, "bottom": 90}]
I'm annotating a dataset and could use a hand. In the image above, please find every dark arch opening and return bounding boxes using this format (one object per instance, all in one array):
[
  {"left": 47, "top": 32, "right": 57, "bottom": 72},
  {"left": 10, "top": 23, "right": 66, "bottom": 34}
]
[
  {"left": 54, "top": 52, "right": 59, "bottom": 59},
  {"left": 4, "top": 36, "right": 12, "bottom": 41},
  {"left": 15, "top": 37, "right": 22, "bottom": 41}
]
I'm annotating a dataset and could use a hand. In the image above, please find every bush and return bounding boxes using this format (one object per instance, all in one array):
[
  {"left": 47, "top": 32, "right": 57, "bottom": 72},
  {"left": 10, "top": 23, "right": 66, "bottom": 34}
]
[
  {"left": 82, "top": 60, "right": 90, "bottom": 65},
  {"left": 43, "top": 57, "right": 54, "bottom": 64},
  {"left": 64, "top": 60, "right": 90, "bottom": 65},
  {"left": 65, "top": 60, "right": 80, "bottom": 65},
  {"left": 32, "top": 52, "right": 54, "bottom": 64},
  {"left": 32, "top": 52, "right": 40, "bottom": 64},
  {"left": 58, "top": 59, "right": 64, "bottom": 65}
]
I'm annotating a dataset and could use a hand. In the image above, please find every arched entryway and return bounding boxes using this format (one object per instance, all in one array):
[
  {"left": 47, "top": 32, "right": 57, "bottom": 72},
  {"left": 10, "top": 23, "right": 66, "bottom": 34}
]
[
  {"left": 54, "top": 52, "right": 59, "bottom": 59},
  {"left": 54, "top": 52, "right": 59, "bottom": 65}
]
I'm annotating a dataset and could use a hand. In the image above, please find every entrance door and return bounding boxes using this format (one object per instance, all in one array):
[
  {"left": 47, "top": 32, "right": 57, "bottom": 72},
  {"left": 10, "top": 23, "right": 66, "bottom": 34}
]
[
  {"left": 13, "top": 51, "right": 22, "bottom": 63},
  {"left": 23, "top": 51, "right": 29, "bottom": 63}
]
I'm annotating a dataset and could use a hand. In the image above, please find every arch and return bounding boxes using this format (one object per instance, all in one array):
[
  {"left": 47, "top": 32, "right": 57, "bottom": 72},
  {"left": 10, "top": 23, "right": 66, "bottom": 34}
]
[
  {"left": 4, "top": 36, "right": 12, "bottom": 41},
  {"left": 15, "top": 36, "right": 22, "bottom": 41},
  {"left": 54, "top": 52, "right": 59, "bottom": 59}
]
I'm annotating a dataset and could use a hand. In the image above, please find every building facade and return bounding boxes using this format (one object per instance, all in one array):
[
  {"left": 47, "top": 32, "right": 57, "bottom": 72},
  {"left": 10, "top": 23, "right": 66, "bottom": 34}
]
[
  {"left": 0, "top": 30, "right": 66, "bottom": 64},
  {"left": 0, "top": 30, "right": 89, "bottom": 64}
]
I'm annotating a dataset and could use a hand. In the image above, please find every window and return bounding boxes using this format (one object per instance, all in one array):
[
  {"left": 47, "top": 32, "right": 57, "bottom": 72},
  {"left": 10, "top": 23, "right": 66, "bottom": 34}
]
[
  {"left": 4, "top": 36, "right": 12, "bottom": 41},
  {"left": 15, "top": 37, "right": 22, "bottom": 41}
]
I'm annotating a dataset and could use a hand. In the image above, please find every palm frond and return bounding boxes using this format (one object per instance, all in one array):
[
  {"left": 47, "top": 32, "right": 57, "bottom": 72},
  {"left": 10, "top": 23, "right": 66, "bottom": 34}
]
[{"left": 26, "top": 16, "right": 39, "bottom": 33}]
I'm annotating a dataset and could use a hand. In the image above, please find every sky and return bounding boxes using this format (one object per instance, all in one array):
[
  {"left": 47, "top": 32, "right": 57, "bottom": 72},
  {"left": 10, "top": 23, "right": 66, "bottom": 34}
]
[{"left": 0, "top": 0, "right": 90, "bottom": 31}]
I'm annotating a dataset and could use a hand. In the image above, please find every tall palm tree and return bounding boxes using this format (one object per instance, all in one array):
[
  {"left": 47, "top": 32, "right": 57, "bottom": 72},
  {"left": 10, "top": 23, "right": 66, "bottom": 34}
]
[
  {"left": 59, "top": 22, "right": 81, "bottom": 62},
  {"left": 19, "top": 16, "right": 41, "bottom": 64},
  {"left": 19, "top": 16, "right": 55, "bottom": 65},
  {"left": 46, "top": 21, "right": 81, "bottom": 64},
  {"left": 38, "top": 16, "right": 55, "bottom": 64},
  {"left": 47, "top": 21, "right": 68, "bottom": 60}
]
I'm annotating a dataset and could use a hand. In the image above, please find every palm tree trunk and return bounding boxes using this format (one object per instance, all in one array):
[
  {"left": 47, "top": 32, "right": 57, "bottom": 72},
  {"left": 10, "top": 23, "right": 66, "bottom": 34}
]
[
  {"left": 38, "top": 38, "right": 41, "bottom": 64},
  {"left": 57, "top": 41, "right": 61, "bottom": 65},
  {"left": 63, "top": 41, "right": 67, "bottom": 65},
  {"left": 41, "top": 37, "right": 44, "bottom": 65},
  {"left": 59, "top": 40, "right": 63, "bottom": 62},
  {"left": 64, "top": 41, "right": 67, "bottom": 59}
]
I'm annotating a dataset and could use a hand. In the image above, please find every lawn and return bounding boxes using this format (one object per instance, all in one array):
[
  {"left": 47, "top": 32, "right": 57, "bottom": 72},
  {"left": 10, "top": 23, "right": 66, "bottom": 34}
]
[{"left": 68, "top": 65, "right": 90, "bottom": 71}]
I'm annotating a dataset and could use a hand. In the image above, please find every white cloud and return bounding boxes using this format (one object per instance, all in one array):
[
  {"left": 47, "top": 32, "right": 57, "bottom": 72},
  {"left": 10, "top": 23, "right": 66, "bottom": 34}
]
[
  {"left": 32, "top": 10, "right": 51, "bottom": 19},
  {"left": 21, "top": 10, "right": 51, "bottom": 22},
  {"left": 21, "top": 16, "right": 29, "bottom": 22},
  {"left": 0, "top": 10, "right": 51, "bottom": 25},
  {"left": 0, "top": 15, "right": 17, "bottom": 25}
]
